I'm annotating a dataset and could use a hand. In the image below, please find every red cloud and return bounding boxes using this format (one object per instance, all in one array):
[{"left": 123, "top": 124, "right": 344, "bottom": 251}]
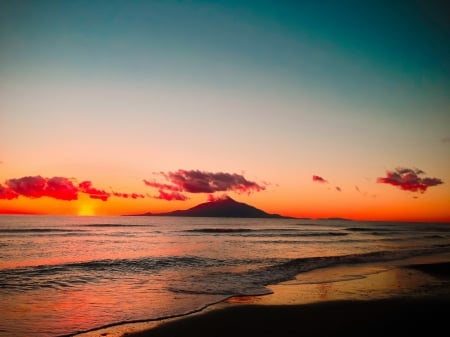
[
  {"left": 78, "top": 181, "right": 110, "bottom": 201},
  {"left": 377, "top": 168, "right": 443, "bottom": 193},
  {"left": 5, "top": 176, "right": 78, "bottom": 200},
  {"left": 0, "top": 184, "right": 19, "bottom": 200},
  {"left": 2, "top": 175, "right": 147, "bottom": 202},
  {"left": 113, "top": 192, "right": 129, "bottom": 198},
  {"left": 312, "top": 175, "right": 328, "bottom": 183}
]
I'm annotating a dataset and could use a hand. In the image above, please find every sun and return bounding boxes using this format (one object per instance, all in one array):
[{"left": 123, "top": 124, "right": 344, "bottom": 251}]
[{"left": 77, "top": 204, "right": 95, "bottom": 216}]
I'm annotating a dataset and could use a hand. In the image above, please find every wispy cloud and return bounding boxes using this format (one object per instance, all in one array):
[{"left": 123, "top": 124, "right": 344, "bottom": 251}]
[
  {"left": 78, "top": 181, "right": 110, "bottom": 201},
  {"left": 377, "top": 167, "right": 443, "bottom": 193},
  {"left": 156, "top": 189, "right": 188, "bottom": 201}
]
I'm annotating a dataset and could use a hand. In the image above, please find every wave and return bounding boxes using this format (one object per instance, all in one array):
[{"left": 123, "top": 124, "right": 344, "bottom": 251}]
[
  {"left": 0, "top": 256, "right": 261, "bottom": 291},
  {"left": 82, "top": 224, "right": 153, "bottom": 227},
  {"left": 184, "top": 228, "right": 253, "bottom": 233},
  {"left": 168, "top": 244, "right": 450, "bottom": 296},
  {"left": 0, "top": 228, "right": 85, "bottom": 233},
  {"left": 3, "top": 244, "right": 450, "bottom": 297},
  {"left": 182, "top": 228, "right": 348, "bottom": 237}
]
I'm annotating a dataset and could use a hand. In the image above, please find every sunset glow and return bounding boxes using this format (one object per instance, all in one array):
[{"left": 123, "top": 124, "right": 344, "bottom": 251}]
[
  {"left": 77, "top": 204, "right": 95, "bottom": 217},
  {"left": 1, "top": 0, "right": 449, "bottom": 222}
]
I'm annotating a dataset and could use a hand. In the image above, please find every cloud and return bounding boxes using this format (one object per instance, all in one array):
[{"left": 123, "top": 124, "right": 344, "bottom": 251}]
[
  {"left": 312, "top": 175, "right": 328, "bottom": 183},
  {"left": 0, "top": 184, "right": 19, "bottom": 200},
  {"left": 207, "top": 193, "right": 229, "bottom": 202},
  {"left": 2, "top": 175, "right": 147, "bottom": 202},
  {"left": 113, "top": 192, "right": 129, "bottom": 198},
  {"left": 156, "top": 189, "right": 188, "bottom": 201},
  {"left": 335, "top": 186, "right": 342, "bottom": 192},
  {"left": 145, "top": 170, "right": 266, "bottom": 200},
  {"left": 78, "top": 181, "right": 110, "bottom": 201},
  {"left": 442, "top": 137, "right": 450, "bottom": 143},
  {"left": 5, "top": 176, "right": 78, "bottom": 200},
  {"left": 143, "top": 180, "right": 181, "bottom": 191},
  {"left": 165, "top": 170, "right": 266, "bottom": 194},
  {"left": 377, "top": 168, "right": 443, "bottom": 193},
  {"left": 112, "top": 192, "right": 145, "bottom": 199}
]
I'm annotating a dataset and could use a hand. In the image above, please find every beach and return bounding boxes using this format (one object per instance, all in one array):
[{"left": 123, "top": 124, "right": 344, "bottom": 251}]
[{"left": 76, "top": 253, "right": 450, "bottom": 337}]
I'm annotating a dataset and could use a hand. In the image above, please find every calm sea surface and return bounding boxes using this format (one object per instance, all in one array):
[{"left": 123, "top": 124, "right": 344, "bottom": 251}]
[{"left": 1, "top": 215, "right": 450, "bottom": 337}]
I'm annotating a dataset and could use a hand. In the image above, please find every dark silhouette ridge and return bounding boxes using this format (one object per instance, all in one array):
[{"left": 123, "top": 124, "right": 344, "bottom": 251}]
[{"left": 132, "top": 196, "right": 292, "bottom": 218}]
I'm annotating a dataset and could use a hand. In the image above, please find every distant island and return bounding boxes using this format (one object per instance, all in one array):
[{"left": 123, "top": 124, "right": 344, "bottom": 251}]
[{"left": 130, "top": 196, "right": 292, "bottom": 218}]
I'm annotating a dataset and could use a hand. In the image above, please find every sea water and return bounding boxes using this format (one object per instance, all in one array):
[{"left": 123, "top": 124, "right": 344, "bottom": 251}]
[{"left": 1, "top": 215, "right": 449, "bottom": 337}]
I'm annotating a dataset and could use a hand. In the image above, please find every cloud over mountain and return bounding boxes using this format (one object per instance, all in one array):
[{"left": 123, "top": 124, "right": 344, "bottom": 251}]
[{"left": 144, "top": 170, "right": 266, "bottom": 201}]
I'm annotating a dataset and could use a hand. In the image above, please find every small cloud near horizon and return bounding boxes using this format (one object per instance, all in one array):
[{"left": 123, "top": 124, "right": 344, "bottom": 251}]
[
  {"left": 312, "top": 175, "right": 328, "bottom": 183},
  {"left": 144, "top": 170, "right": 266, "bottom": 201},
  {"left": 377, "top": 167, "right": 443, "bottom": 193},
  {"left": 442, "top": 137, "right": 450, "bottom": 143}
]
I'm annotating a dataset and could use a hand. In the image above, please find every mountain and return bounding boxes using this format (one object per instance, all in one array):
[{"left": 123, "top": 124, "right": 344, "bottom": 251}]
[{"left": 135, "top": 196, "right": 290, "bottom": 218}]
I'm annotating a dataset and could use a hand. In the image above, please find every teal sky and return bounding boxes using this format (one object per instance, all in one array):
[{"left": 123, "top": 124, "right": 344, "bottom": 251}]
[{"left": 1, "top": 0, "right": 449, "bottom": 219}]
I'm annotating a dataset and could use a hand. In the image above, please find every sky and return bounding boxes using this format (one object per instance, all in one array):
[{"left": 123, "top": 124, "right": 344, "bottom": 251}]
[{"left": 1, "top": 0, "right": 449, "bottom": 221}]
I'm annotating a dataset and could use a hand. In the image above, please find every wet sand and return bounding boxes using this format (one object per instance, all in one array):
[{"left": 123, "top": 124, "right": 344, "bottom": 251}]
[{"left": 74, "top": 253, "right": 450, "bottom": 337}]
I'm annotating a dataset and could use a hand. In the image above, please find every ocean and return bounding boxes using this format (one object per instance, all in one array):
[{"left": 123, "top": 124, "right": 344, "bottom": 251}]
[{"left": 1, "top": 215, "right": 450, "bottom": 337}]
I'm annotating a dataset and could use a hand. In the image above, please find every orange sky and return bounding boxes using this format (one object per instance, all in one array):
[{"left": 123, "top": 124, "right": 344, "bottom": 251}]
[{"left": 1, "top": 1, "right": 449, "bottom": 222}]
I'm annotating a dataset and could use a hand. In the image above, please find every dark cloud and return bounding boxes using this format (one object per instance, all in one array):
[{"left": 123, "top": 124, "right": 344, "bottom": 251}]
[
  {"left": 0, "top": 184, "right": 19, "bottom": 200},
  {"left": 5, "top": 176, "right": 78, "bottom": 200},
  {"left": 312, "top": 175, "right": 328, "bottom": 183},
  {"left": 335, "top": 186, "right": 342, "bottom": 192},
  {"left": 164, "top": 170, "right": 266, "bottom": 194},
  {"left": 78, "top": 181, "right": 110, "bottom": 201},
  {"left": 156, "top": 189, "right": 188, "bottom": 201},
  {"left": 145, "top": 170, "right": 266, "bottom": 201},
  {"left": 377, "top": 168, "right": 443, "bottom": 193},
  {"left": 113, "top": 192, "right": 129, "bottom": 198},
  {"left": 207, "top": 194, "right": 229, "bottom": 202},
  {"left": 143, "top": 180, "right": 181, "bottom": 191},
  {"left": 112, "top": 192, "right": 145, "bottom": 199},
  {"left": 442, "top": 137, "right": 450, "bottom": 143}
]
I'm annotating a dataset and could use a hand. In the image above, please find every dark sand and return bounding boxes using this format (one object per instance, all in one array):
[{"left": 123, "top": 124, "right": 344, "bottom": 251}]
[
  {"left": 124, "top": 261, "right": 450, "bottom": 337},
  {"left": 126, "top": 297, "right": 448, "bottom": 337}
]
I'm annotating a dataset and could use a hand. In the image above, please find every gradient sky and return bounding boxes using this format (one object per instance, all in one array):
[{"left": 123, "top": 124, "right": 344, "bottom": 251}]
[{"left": 1, "top": 0, "right": 449, "bottom": 221}]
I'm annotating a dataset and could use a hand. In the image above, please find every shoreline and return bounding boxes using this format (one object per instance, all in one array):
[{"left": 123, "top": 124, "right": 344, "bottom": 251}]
[{"left": 73, "top": 252, "right": 450, "bottom": 337}]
